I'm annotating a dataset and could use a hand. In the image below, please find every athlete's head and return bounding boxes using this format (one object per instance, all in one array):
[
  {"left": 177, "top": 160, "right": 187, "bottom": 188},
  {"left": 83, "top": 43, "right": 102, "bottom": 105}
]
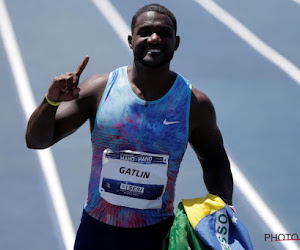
[
  {"left": 129, "top": 4, "right": 180, "bottom": 68},
  {"left": 131, "top": 4, "right": 177, "bottom": 35}
]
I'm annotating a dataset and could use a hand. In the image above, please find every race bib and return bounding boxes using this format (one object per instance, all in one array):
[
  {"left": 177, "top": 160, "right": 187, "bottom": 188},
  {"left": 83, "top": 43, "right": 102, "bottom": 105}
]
[{"left": 99, "top": 149, "right": 169, "bottom": 209}]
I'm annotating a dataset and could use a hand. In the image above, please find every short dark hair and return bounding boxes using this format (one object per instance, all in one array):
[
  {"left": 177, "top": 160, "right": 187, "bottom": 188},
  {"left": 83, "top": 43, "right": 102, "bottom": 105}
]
[{"left": 131, "top": 4, "right": 177, "bottom": 34}]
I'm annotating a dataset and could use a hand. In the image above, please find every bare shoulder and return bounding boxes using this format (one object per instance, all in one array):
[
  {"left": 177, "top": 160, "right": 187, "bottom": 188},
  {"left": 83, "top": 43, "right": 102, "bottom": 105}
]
[
  {"left": 55, "top": 73, "right": 110, "bottom": 121},
  {"left": 77, "top": 73, "right": 109, "bottom": 108},
  {"left": 78, "top": 73, "right": 110, "bottom": 98},
  {"left": 189, "top": 87, "right": 216, "bottom": 133},
  {"left": 191, "top": 87, "right": 212, "bottom": 108}
]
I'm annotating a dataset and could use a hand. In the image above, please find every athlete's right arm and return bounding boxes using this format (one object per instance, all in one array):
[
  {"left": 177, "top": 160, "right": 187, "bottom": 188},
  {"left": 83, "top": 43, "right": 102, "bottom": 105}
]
[{"left": 25, "top": 56, "right": 108, "bottom": 149}]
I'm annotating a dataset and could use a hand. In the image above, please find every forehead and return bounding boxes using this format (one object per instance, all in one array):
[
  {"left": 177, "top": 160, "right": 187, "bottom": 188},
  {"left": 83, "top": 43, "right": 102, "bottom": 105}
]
[{"left": 134, "top": 11, "right": 174, "bottom": 31}]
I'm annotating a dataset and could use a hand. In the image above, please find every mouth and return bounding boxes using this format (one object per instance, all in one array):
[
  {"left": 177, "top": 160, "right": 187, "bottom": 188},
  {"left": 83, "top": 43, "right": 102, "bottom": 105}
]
[
  {"left": 148, "top": 48, "right": 161, "bottom": 53},
  {"left": 147, "top": 47, "right": 163, "bottom": 55}
]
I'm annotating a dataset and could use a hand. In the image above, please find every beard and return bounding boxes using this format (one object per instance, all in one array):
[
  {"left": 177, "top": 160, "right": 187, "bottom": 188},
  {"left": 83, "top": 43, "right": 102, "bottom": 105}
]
[{"left": 134, "top": 49, "right": 175, "bottom": 68}]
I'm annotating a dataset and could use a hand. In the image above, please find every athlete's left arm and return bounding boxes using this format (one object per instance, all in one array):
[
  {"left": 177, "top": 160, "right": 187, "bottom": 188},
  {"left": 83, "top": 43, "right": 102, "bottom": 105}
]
[{"left": 188, "top": 88, "right": 233, "bottom": 205}]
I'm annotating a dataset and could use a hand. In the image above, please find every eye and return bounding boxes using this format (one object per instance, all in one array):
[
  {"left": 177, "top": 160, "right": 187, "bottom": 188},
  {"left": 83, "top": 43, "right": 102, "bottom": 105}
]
[
  {"left": 136, "top": 26, "right": 174, "bottom": 38},
  {"left": 137, "top": 27, "right": 152, "bottom": 37},
  {"left": 158, "top": 29, "right": 172, "bottom": 37}
]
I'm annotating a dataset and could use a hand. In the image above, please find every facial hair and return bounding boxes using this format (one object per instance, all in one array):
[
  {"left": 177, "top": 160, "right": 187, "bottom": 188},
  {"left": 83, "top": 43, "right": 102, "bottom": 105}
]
[{"left": 134, "top": 49, "right": 175, "bottom": 68}]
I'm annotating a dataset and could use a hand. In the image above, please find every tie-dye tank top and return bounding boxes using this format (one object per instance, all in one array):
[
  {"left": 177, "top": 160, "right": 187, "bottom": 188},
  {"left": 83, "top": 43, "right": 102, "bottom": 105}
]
[{"left": 84, "top": 66, "right": 192, "bottom": 228}]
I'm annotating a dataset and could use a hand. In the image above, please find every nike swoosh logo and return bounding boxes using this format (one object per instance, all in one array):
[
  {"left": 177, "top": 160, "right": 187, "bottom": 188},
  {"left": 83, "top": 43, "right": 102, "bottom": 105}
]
[{"left": 163, "top": 119, "right": 181, "bottom": 125}]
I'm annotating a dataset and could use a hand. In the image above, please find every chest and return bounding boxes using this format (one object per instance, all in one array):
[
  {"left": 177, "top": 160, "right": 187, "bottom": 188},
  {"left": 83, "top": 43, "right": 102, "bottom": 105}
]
[{"left": 92, "top": 72, "right": 190, "bottom": 156}]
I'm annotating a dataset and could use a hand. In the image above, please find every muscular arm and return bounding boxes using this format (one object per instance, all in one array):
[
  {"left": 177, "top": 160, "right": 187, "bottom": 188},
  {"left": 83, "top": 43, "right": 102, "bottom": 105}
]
[
  {"left": 189, "top": 88, "right": 233, "bottom": 205},
  {"left": 26, "top": 57, "right": 108, "bottom": 149}
]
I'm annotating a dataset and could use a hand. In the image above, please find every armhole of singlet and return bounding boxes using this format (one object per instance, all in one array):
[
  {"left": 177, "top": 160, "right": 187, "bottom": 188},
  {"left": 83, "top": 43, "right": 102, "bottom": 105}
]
[
  {"left": 181, "top": 75, "right": 192, "bottom": 146},
  {"left": 91, "top": 69, "right": 118, "bottom": 137},
  {"left": 186, "top": 82, "right": 192, "bottom": 144}
]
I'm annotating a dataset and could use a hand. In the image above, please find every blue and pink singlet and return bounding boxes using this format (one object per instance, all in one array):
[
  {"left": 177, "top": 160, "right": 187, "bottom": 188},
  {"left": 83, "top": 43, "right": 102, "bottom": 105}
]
[{"left": 84, "top": 66, "right": 192, "bottom": 228}]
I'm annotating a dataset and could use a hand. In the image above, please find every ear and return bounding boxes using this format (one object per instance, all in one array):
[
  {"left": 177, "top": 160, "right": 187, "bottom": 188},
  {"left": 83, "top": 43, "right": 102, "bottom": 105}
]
[
  {"left": 175, "top": 36, "right": 180, "bottom": 51},
  {"left": 128, "top": 35, "right": 133, "bottom": 49}
]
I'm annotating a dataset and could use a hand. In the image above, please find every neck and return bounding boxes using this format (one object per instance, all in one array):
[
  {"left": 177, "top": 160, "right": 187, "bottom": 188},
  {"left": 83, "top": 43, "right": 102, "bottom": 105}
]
[
  {"left": 132, "top": 61, "right": 170, "bottom": 86},
  {"left": 128, "top": 61, "right": 175, "bottom": 101}
]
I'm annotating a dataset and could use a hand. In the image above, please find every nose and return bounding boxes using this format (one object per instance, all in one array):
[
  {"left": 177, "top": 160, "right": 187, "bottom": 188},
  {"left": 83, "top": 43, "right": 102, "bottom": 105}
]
[{"left": 147, "top": 32, "right": 161, "bottom": 43}]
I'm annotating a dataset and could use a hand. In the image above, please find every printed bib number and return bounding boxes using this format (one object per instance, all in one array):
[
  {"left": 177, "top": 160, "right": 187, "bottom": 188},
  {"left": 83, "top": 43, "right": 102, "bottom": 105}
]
[{"left": 99, "top": 149, "right": 169, "bottom": 209}]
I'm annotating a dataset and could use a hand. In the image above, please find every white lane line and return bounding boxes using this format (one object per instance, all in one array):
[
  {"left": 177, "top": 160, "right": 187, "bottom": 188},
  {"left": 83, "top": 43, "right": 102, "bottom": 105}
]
[
  {"left": 92, "top": 0, "right": 131, "bottom": 49},
  {"left": 230, "top": 158, "right": 299, "bottom": 250},
  {"left": 292, "top": 0, "right": 300, "bottom": 5},
  {"left": 92, "top": 1, "right": 299, "bottom": 250},
  {"left": 194, "top": 0, "right": 300, "bottom": 87},
  {"left": 0, "top": 1, "right": 75, "bottom": 249},
  {"left": 194, "top": 1, "right": 300, "bottom": 249}
]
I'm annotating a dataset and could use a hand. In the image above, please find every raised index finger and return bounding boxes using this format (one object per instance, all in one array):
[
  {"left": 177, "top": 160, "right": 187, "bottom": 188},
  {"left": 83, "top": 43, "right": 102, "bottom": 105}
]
[{"left": 76, "top": 56, "right": 89, "bottom": 76}]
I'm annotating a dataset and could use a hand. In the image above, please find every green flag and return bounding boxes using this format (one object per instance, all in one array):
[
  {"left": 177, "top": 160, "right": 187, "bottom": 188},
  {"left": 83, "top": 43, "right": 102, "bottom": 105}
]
[{"left": 163, "top": 202, "right": 209, "bottom": 250}]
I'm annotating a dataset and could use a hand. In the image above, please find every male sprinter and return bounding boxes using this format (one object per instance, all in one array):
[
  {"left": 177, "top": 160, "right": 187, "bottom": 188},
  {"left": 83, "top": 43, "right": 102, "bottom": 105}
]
[{"left": 26, "top": 4, "right": 233, "bottom": 250}]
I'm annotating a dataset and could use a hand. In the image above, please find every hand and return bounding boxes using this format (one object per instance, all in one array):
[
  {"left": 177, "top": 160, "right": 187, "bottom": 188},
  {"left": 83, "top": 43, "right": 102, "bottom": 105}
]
[{"left": 47, "top": 56, "right": 89, "bottom": 102}]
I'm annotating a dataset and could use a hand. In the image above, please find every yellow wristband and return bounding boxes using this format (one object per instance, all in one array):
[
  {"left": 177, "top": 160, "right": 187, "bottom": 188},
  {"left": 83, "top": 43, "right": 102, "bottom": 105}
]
[{"left": 45, "top": 93, "right": 61, "bottom": 106}]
